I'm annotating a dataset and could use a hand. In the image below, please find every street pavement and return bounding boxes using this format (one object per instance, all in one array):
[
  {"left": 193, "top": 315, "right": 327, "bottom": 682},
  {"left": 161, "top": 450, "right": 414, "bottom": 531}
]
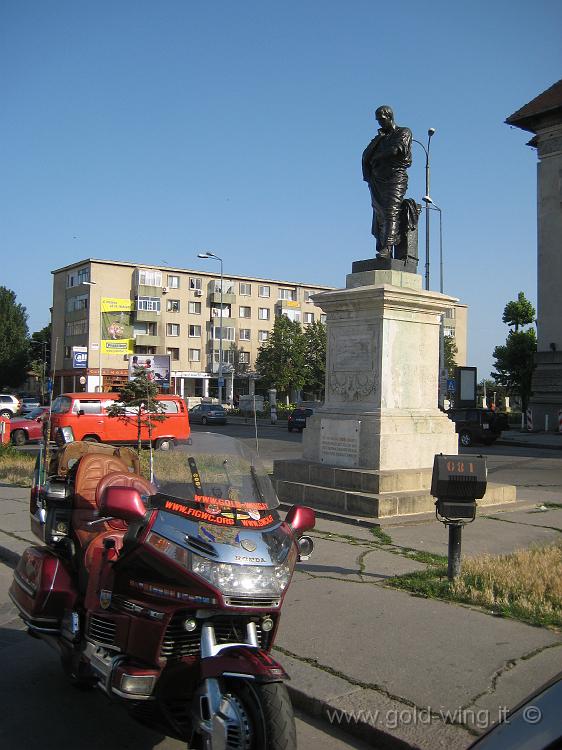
[{"left": 1, "top": 431, "right": 561, "bottom": 749}]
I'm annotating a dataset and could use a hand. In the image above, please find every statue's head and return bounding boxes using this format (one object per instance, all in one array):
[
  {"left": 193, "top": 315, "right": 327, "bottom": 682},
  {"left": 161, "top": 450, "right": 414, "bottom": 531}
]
[{"left": 375, "top": 105, "right": 394, "bottom": 131}]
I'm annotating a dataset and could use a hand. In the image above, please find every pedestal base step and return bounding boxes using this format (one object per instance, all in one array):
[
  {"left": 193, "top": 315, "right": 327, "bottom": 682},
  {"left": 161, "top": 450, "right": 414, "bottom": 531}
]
[{"left": 275, "top": 479, "right": 516, "bottom": 518}]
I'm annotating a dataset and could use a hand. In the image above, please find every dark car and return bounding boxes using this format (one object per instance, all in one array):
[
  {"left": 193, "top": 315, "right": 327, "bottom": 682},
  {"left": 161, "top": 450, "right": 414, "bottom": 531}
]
[
  {"left": 20, "top": 397, "right": 41, "bottom": 415},
  {"left": 10, "top": 407, "right": 49, "bottom": 446},
  {"left": 447, "top": 408, "right": 507, "bottom": 447},
  {"left": 188, "top": 403, "right": 228, "bottom": 425},
  {"left": 287, "top": 407, "right": 313, "bottom": 432}
]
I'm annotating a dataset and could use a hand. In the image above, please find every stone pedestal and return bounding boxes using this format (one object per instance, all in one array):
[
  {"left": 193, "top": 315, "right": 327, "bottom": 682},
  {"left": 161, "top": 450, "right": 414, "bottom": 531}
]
[
  {"left": 273, "top": 270, "right": 516, "bottom": 517},
  {"left": 302, "top": 270, "right": 458, "bottom": 472}
]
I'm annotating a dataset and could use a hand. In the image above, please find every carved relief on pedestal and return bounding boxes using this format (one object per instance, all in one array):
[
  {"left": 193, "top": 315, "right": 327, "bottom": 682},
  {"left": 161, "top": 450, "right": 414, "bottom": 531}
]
[{"left": 327, "top": 325, "right": 378, "bottom": 402}]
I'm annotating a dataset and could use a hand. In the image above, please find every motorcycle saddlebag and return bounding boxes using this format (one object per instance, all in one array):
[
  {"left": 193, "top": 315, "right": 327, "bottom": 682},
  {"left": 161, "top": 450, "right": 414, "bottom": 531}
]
[{"left": 9, "top": 547, "right": 77, "bottom": 632}]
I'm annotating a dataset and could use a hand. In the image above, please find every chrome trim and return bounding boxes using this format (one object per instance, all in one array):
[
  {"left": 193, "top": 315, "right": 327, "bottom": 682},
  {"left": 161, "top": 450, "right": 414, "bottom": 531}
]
[
  {"left": 42, "top": 557, "right": 59, "bottom": 611},
  {"left": 8, "top": 590, "right": 59, "bottom": 626},
  {"left": 12, "top": 570, "right": 36, "bottom": 598},
  {"left": 111, "top": 687, "right": 155, "bottom": 701},
  {"left": 200, "top": 621, "right": 260, "bottom": 659}
]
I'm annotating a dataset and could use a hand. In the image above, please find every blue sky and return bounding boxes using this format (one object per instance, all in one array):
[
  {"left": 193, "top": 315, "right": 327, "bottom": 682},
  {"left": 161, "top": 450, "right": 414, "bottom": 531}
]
[{"left": 1, "top": 1, "right": 561, "bottom": 379}]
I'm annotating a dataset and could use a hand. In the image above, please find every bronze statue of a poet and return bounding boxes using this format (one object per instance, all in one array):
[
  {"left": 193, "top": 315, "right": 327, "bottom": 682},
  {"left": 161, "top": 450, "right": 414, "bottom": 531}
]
[{"left": 362, "top": 105, "right": 413, "bottom": 259}]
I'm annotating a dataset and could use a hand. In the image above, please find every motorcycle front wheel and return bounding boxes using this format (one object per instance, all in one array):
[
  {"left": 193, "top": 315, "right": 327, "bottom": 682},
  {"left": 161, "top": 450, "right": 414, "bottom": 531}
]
[{"left": 192, "top": 679, "right": 296, "bottom": 750}]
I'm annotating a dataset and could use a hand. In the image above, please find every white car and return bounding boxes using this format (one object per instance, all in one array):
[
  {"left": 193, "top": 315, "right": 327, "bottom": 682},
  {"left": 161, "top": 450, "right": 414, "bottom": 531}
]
[{"left": 0, "top": 395, "right": 21, "bottom": 418}]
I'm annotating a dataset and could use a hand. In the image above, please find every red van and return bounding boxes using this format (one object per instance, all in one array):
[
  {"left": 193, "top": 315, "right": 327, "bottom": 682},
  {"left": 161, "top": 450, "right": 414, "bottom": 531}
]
[{"left": 48, "top": 393, "right": 189, "bottom": 450}]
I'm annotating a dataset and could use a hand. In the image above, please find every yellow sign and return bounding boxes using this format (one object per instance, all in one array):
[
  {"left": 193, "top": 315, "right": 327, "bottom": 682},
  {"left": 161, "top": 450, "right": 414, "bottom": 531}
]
[
  {"left": 285, "top": 300, "right": 300, "bottom": 308},
  {"left": 101, "top": 297, "right": 134, "bottom": 354}
]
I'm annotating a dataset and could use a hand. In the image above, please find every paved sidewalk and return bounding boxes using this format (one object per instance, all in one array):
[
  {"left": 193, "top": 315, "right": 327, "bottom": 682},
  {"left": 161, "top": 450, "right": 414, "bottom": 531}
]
[
  {"left": 497, "top": 430, "right": 562, "bottom": 451},
  {"left": 0, "top": 482, "right": 560, "bottom": 749}
]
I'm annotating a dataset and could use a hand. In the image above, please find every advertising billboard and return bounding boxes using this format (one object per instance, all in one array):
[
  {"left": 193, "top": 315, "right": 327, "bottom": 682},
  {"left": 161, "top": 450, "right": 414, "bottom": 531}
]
[
  {"left": 101, "top": 297, "right": 135, "bottom": 354},
  {"left": 129, "top": 354, "right": 171, "bottom": 388},
  {"left": 72, "top": 346, "right": 88, "bottom": 369}
]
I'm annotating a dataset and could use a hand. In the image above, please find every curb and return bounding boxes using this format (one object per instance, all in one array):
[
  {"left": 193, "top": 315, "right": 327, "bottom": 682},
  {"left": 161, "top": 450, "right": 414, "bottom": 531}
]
[
  {"left": 0, "top": 544, "right": 20, "bottom": 569},
  {"left": 496, "top": 439, "right": 561, "bottom": 451}
]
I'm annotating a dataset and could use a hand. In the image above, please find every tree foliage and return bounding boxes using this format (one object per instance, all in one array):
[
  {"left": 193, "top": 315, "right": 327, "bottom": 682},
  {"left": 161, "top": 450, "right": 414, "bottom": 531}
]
[
  {"left": 0, "top": 287, "right": 29, "bottom": 389},
  {"left": 106, "top": 367, "right": 166, "bottom": 453},
  {"left": 29, "top": 324, "right": 52, "bottom": 400},
  {"left": 444, "top": 335, "right": 458, "bottom": 377},
  {"left": 502, "top": 291, "right": 535, "bottom": 332},
  {"left": 255, "top": 316, "right": 308, "bottom": 401},
  {"left": 303, "top": 320, "right": 327, "bottom": 398},
  {"left": 492, "top": 329, "right": 537, "bottom": 412}
]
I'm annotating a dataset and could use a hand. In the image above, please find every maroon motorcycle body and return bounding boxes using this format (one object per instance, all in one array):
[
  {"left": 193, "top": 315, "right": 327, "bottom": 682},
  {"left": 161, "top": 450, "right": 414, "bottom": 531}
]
[{"left": 10, "top": 434, "right": 314, "bottom": 749}]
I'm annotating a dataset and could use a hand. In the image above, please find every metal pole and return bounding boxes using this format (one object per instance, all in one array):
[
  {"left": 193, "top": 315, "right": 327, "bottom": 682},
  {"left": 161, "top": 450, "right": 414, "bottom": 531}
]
[
  {"left": 438, "top": 206, "right": 443, "bottom": 294},
  {"left": 99, "top": 302, "right": 103, "bottom": 393},
  {"left": 218, "top": 258, "right": 223, "bottom": 405},
  {"left": 425, "top": 151, "right": 430, "bottom": 291},
  {"left": 447, "top": 523, "right": 463, "bottom": 580}
]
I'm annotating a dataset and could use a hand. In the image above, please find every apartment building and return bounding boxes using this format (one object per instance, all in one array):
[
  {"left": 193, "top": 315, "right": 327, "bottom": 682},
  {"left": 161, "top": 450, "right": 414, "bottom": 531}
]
[
  {"left": 443, "top": 303, "right": 468, "bottom": 366},
  {"left": 51, "top": 259, "right": 332, "bottom": 399}
]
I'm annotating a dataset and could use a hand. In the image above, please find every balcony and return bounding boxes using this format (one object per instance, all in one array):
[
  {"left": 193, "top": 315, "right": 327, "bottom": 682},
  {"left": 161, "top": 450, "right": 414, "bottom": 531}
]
[
  {"left": 135, "top": 309, "right": 160, "bottom": 322},
  {"left": 209, "top": 291, "right": 236, "bottom": 306},
  {"left": 134, "top": 334, "right": 160, "bottom": 347}
]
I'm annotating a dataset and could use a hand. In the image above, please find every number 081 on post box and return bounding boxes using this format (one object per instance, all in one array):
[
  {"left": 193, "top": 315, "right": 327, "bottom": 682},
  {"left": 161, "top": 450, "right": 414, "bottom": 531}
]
[{"left": 430, "top": 455, "right": 488, "bottom": 522}]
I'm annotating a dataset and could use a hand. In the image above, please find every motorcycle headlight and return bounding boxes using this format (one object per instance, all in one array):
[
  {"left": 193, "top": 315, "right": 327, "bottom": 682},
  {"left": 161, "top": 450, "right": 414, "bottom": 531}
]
[{"left": 190, "top": 548, "right": 296, "bottom": 598}]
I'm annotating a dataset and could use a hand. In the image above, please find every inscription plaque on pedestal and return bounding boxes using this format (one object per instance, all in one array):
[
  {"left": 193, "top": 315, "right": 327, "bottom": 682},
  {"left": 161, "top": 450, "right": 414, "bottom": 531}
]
[{"left": 320, "top": 419, "right": 361, "bottom": 467}]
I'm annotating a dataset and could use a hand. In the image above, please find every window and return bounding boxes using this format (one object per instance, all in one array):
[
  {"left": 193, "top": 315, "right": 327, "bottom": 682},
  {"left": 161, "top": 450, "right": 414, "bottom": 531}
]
[
  {"left": 167, "top": 275, "right": 180, "bottom": 289},
  {"left": 66, "top": 294, "right": 88, "bottom": 313},
  {"left": 444, "top": 327, "right": 455, "bottom": 337},
  {"left": 66, "top": 266, "right": 90, "bottom": 288},
  {"left": 239, "top": 329, "right": 251, "bottom": 341},
  {"left": 212, "top": 305, "right": 231, "bottom": 318},
  {"left": 189, "top": 325, "right": 201, "bottom": 337},
  {"left": 167, "top": 323, "right": 180, "bottom": 337},
  {"left": 258, "top": 330, "right": 269, "bottom": 342},
  {"left": 188, "top": 348, "right": 201, "bottom": 362},
  {"left": 64, "top": 346, "right": 72, "bottom": 359},
  {"left": 77, "top": 267, "right": 90, "bottom": 285},
  {"left": 167, "top": 299, "right": 180, "bottom": 313},
  {"left": 135, "top": 345, "right": 156, "bottom": 355},
  {"left": 304, "top": 312, "right": 315, "bottom": 324},
  {"left": 189, "top": 277, "right": 202, "bottom": 290},
  {"left": 239, "top": 351, "right": 250, "bottom": 364},
  {"left": 167, "top": 347, "right": 180, "bottom": 361},
  {"left": 444, "top": 308, "right": 456, "bottom": 319},
  {"left": 133, "top": 322, "right": 157, "bottom": 337},
  {"left": 188, "top": 301, "right": 201, "bottom": 314},
  {"left": 304, "top": 290, "right": 313, "bottom": 302},
  {"left": 138, "top": 269, "right": 163, "bottom": 287},
  {"left": 258, "top": 285, "right": 270, "bottom": 298},
  {"left": 320, "top": 314, "right": 327, "bottom": 324},
  {"left": 137, "top": 297, "right": 161, "bottom": 312},
  {"left": 74, "top": 399, "right": 101, "bottom": 415},
  {"left": 240, "top": 282, "right": 251, "bottom": 295},
  {"left": 210, "top": 350, "right": 235, "bottom": 365},
  {"left": 284, "top": 309, "right": 301, "bottom": 322},
  {"left": 160, "top": 399, "right": 179, "bottom": 413},
  {"left": 211, "top": 326, "right": 235, "bottom": 341},
  {"left": 258, "top": 307, "right": 270, "bottom": 320},
  {"left": 65, "top": 320, "right": 88, "bottom": 337},
  {"left": 278, "top": 288, "right": 296, "bottom": 301},
  {"left": 239, "top": 306, "right": 251, "bottom": 318}
]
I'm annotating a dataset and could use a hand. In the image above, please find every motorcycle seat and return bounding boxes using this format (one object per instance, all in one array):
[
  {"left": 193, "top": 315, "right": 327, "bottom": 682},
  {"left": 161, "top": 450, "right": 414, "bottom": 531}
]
[
  {"left": 72, "top": 453, "right": 131, "bottom": 551},
  {"left": 83, "top": 472, "right": 155, "bottom": 572}
]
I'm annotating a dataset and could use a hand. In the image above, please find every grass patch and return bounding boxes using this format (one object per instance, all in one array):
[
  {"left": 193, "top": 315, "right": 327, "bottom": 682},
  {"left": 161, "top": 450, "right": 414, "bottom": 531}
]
[
  {"left": 400, "top": 548, "right": 448, "bottom": 566},
  {"left": 542, "top": 503, "right": 562, "bottom": 510},
  {"left": 0, "top": 444, "right": 36, "bottom": 486},
  {"left": 387, "top": 543, "right": 562, "bottom": 628},
  {"left": 370, "top": 526, "right": 392, "bottom": 545}
]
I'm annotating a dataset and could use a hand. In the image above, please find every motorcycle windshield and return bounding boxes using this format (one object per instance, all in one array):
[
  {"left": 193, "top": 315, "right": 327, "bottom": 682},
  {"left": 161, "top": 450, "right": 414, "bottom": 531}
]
[{"left": 151, "top": 433, "right": 280, "bottom": 527}]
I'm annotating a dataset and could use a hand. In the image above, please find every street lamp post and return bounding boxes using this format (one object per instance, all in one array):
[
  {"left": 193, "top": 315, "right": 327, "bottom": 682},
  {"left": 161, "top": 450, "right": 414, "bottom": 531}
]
[
  {"left": 81, "top": 280, "right": 102, "bottom": 392},
  {"left": 423, "top": 195, "right": 446, "bottom": 407},
  {"left": 423, "top": 196, "right": 443, "bottom": 293},
  {"left": 413, "top": 128, "right": 435, "bottom": 291},
  {"left": 197, "top": 252, "right": 224, "bottom": 404}
]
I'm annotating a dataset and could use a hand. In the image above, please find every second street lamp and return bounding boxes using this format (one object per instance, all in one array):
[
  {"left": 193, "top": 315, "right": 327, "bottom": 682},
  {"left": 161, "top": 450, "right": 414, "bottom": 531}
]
[
  {"left": 197, "top": 251, "right": 224, "bottom": 404},
  {"left": 413, "top": 127, "right": 435, "bottom": 291}
]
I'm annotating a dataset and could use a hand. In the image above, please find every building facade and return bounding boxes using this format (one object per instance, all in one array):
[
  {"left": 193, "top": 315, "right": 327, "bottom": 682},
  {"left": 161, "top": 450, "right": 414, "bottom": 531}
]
[
  {"left": 51, "top": 259, "right": 331, "bottom": 399},
  {"left": 443, "top": 303, "right": 468, "bottom": 367}
]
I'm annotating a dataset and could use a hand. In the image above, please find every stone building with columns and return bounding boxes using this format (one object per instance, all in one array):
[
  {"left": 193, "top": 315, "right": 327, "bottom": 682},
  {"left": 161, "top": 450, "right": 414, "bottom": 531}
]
[{"left": 506, "top": 80, "right": 562, "bottom": 430}]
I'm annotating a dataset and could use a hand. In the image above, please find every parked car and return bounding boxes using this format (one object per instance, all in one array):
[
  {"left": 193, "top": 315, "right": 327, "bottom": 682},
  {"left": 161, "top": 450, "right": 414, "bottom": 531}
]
[
  {"left": 287, "top": 407, "right": 314, "bottom": 432},
  {"left": 20, "top": 397, "right": 42, "bottom": 415},
  {"left": 188, "top": 403, "right": 228, "bottom": 425},
  {"left": 0, "top": 394, "right": 21, "bottom": 418},
  {"left": 447, "top": 408, "right": 506, "bottom": 447},
  {"left": 10, "top": 407, "right": 49, "bottom": 446}
]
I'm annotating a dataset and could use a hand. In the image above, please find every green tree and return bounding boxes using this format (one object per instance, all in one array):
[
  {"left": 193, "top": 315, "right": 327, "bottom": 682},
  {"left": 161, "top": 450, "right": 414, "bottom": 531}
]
[
  {"left": 444, "top": 334, "right": 458, "bottom": 378},
  {"left": 106, "top": 367, "right": 166, "bottom": 453},
  {"left": 29, "top": 324, "right": 51, "bottom": 401},
  {"left": 255, "top": 316, "right": 307, "bottom": 403},
  {"left": 492, "top": 329, "right": 537, "bottom": 412},
  {"left": 502, "top": 291, "right": 535, "bottom": 332},
  {"left": 0, "top": 287, "right": 29, "bottom": 389},
  {"left": 303, "top": 320, "right": 327, "bottom": 398}
]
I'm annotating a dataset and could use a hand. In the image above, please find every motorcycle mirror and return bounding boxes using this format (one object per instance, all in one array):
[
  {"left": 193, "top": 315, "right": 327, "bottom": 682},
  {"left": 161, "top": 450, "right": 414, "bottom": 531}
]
[
  {"left": 100, "top": 486, "right": 146, "bottom": 523},
  {"left": 297, "top": 535, "right": 314, "bottom": 561},
  {"left": 285, "top": 505, "right": 315, "bottom": 536}
]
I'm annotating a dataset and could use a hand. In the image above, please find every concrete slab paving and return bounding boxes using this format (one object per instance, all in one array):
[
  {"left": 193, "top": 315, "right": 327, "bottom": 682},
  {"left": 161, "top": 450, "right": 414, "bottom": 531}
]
[
  {"left": 384, "top": 515, "right": 560, "bottom": 558},
  {"left": 360, "top": 547, "right": 428, "bottom": 579},
  {"left": 277, "top": 576, "right": 562, "bottom": 713},
  {"left": 296, "top": 537, "right": 370, "bottom": 582},
  {"left": 483, "top": 507, "right": 562, "bottom": 530}
]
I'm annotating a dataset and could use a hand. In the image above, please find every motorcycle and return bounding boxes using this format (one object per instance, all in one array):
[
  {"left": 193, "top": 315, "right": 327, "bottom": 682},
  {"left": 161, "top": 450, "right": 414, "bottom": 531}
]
[{"left": 9, "top": 432, "right": 315, "bottom": 749}]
